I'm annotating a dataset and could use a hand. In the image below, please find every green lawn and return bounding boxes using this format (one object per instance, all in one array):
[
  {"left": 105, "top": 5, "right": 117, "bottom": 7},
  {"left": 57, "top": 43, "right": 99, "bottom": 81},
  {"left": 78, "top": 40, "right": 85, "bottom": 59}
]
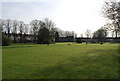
[{"left": 2, "top": 43, "right": 119, "bottom": 79}]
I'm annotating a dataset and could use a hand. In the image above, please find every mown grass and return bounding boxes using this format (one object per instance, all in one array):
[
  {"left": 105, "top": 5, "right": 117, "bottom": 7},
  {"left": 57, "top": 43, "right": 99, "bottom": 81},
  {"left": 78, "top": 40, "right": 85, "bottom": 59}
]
[{"left": 2, "top": 43, "right": 119, "bottom": 79}]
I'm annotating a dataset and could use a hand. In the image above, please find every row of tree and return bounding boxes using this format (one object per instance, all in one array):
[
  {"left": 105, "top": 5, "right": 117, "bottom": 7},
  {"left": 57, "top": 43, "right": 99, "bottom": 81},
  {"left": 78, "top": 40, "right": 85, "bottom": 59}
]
[
  {"left": 102, "top": 0, "right": 120, "bottom": 39},
  {"left": 83, "top": 0, "right": 120, "bottom": 44},
  {"left": 0, "top": 18, "right": 77, "bottom": 45},
  {"left": 0, "top": 18, "right": 119, "bottom": 45}
]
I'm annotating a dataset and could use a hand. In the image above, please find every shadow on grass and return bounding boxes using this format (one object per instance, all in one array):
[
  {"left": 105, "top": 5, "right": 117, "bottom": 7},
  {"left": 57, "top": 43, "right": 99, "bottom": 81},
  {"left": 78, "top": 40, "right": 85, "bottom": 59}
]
[
  {"left": 2, "top": 46, "right": 39, "bottom": 49},
  {"left": 32, "top": 53, "right": 118, "bottom": 79}
]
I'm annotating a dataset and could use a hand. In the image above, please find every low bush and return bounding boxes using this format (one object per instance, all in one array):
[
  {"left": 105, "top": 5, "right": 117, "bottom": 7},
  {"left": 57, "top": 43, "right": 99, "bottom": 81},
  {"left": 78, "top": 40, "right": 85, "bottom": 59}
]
[
  {"left": 2, "top": 35, "right": 12, "bottom": 46},
  {"left": 76, "top": 38, "right": 82, "bottom": 43}
]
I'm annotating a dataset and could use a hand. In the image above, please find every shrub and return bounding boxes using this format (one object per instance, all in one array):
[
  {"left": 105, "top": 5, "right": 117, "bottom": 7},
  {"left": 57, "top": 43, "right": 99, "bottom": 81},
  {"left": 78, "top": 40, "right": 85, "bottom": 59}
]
[
  {"left": 2, "top": 35, "right": 12, "bottom": 46},
  {"left": 76, "top": 38, "right": 82, "bottom": 43},
  {"left": 100, "top": 42, "right": 103, "bottom": 45}
]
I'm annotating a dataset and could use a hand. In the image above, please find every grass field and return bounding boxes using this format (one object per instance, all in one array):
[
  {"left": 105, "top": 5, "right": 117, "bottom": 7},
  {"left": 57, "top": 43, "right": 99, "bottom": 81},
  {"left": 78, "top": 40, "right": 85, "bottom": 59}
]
[{"left": 2, "top": 43, "right": 119, "bottom": 79}]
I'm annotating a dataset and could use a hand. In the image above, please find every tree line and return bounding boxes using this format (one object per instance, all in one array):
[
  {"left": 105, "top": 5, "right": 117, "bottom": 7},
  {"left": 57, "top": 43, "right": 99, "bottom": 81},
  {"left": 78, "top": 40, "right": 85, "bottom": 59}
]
[
  {"left": 102, "top": 0, "right": 120, "bottom": 39},
  {"left": 0, "top": 18, "right": 77, "bottom": 45},
  {"left": 83, "top": 0, "right": 120, "bottom": 44}
]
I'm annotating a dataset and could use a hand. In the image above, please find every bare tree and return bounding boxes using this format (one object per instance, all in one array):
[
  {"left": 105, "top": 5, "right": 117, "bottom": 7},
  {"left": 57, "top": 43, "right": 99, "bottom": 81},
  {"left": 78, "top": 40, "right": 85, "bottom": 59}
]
[
  {"left": 71, "top": 31, "right": 77, "bottom": 38},
  {"left": 0, "top": 19, "right": 3, "bottom": 45},
  {"left": 22, "top": 24, "right": 28, "bottom": 34},
  {"left": 57, "top": 29, "right": 65, "bottom": 37},
  {"left": 102, "top": 0, "right": 120, "bottom": 42},
  {"left": 12, "top": 20, "right": 18, "bottom": 43},
  {"left": 19, "top": 21, "right": 25, "bottom": 43},
  {"left": 80, "top": 33, "right": 83, "bottom": 38},
  {"left": 5, "top": 19, "right": 12, "bottom": 38},
  {"left": 85, "top": 29, "right": 91, "bottom": 44},
  {"left": 23, "top": 24, "right": 29, "bottom": 43},
  {"left": 30, "top": 20, "right": 41, "bottom": 43},
  {"left": 44, "top": 18, "right": 56, "bottom": 31},
  {"left": 0, "top": 19, "right": 5, "bottom": 32},
  {"left": 65, "top": 31, "right": 71, "bottom": 36}
]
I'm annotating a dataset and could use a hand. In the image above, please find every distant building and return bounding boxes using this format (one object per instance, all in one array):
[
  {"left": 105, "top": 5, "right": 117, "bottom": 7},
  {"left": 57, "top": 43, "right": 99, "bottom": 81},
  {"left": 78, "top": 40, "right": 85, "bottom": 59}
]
[
  {"left": 75, "top": 37, "right": 120, "bottom": 43},
  {"left": 3, "top": 32, "right": 120, "bottom": 43},
  {"left": 59, "top": 36, "right": 74, "bottom": 42},
  {"left": 3, "top": 33, "right": 34, "bottom": 43}
]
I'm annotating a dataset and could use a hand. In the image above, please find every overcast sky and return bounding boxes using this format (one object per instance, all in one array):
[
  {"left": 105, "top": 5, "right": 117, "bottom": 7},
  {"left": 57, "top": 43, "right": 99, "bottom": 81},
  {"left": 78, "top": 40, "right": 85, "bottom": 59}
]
[{"left": 0, "top": 0, "right": 113, "bottom": 36}]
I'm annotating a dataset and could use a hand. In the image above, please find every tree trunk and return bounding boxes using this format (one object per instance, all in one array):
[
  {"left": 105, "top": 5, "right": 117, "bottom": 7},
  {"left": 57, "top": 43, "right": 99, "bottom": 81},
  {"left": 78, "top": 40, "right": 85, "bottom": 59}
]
[
  {"left": 20, "top": 34, "right": 22, "bottom": 43},
  {"left": 115, "top": 31, "right": 118, "bottom": 42},
  {"left": 13, "top": 34, "right": 16, "bottom": 43}
]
